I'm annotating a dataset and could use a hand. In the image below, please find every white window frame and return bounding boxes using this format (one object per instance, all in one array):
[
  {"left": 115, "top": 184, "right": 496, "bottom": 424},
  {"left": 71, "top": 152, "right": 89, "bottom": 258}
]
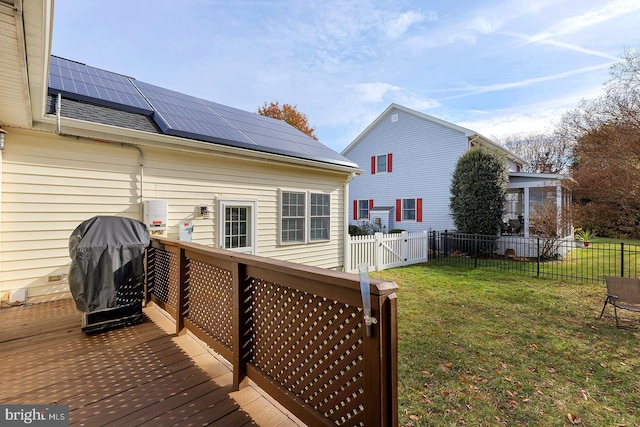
[
  {"left": 310, "top": 193, "right": 331, "bottom": 242},
  {"left": 402, "top": 198, "right": 417, "bottom": 222},
  {"left": 217, "top": 199, "right": 257, "bottom": 255},
  {"left": 357, "top": 199, "right": 370, "bottom": 220},
  {"left": 376, "top": 154, "right": 388, "bottom": 173},
  {"left": 279, "top": 189, "right": 331, "bottom": 245}
]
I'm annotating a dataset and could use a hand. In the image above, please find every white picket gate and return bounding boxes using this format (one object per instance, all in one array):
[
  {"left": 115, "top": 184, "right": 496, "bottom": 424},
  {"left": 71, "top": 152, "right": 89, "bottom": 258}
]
[{"left": 347, "top": 231, "right": 429, "bottom": 273}]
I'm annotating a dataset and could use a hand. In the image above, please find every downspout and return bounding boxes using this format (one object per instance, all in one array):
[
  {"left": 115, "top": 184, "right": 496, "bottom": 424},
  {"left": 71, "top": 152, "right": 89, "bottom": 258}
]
[
  {"left": 344, "top": 171, "right": 357, "bottom": 272},
  {"left": 56, "top": 93, "right": 61, "bottom": 134},
  {"left": 124, "top": 144, "right": 145, "bottom": 221},
  {"left": 54, "top": 95, "right": 145, "bottom": 221},
  {"left": 468, "top": 134, "right": 480, "bottom": 148}
]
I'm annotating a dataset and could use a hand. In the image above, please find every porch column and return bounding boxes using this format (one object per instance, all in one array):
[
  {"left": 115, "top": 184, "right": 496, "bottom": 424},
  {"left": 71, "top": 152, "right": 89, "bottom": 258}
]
[
  {"left": 523, "top": 187, "right": 530, "bottom": 237},
  {"left": 556, "top": 184, "right": 563, "bottom": 237}
]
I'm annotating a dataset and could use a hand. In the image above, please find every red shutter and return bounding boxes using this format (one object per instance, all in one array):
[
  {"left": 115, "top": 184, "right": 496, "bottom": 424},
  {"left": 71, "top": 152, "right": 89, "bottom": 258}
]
[
  {"left": 371, "top": 156, "right": 376, "bottom": 174},
  {"left": 353, "top": 200, "right": 358, "bottom": 220},
  {"left": 395, "top": 199, "right": 402, "bottom": 222},
  {"left": 369, "top": 199, "right": 374, "bottom": 209},
  {"left": 387, "top": 153, "right": 393, "bottom": 173},
  {"left": 417, "top": 198, "right": 423, "bottom": 222}
]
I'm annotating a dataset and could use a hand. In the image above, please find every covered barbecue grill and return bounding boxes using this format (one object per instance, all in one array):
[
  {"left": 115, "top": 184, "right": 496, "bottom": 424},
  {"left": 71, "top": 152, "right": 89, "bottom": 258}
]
[{"left": 69, "top": 216, "right": 150, "bottom": 334}]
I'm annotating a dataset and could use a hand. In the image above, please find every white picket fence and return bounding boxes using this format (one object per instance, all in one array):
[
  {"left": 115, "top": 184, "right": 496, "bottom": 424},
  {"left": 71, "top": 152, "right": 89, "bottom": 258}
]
[{"left": 347, "top": 231, "right": 429, "bottom": 273}]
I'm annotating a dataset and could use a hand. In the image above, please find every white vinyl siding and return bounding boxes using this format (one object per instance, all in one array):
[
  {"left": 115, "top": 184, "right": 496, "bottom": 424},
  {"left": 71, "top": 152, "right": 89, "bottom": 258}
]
[{"left": 1, "top": 128, "right": 347, "bottom": 302}]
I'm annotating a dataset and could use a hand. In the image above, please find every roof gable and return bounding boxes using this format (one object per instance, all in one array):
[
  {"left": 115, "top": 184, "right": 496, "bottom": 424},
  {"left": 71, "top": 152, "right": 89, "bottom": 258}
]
[
  {"left": 341, "top": 103, "right": 526, "bottom": 165},
  {"left": 47, "top": 56, "right": 357, "bottom": 169}
]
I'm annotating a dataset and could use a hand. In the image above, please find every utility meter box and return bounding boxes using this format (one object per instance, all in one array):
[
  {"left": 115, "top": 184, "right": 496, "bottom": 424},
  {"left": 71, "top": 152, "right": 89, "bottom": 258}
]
[
  {"left": 178, "top": 221, "right": 194, "bottom": 242},
  {"left": 143, "top": 200, "right": 168, "bottom": 234}
]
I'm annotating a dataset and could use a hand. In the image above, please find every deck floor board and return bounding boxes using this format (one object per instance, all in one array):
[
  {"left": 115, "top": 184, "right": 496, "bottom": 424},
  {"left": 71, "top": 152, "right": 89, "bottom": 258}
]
[{"left": 0, "top": 299, "right": 303, "bottom": 426}]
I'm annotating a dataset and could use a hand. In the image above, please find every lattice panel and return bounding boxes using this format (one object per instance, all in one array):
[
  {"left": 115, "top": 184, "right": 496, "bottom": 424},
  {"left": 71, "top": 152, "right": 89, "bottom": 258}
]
[
  {"left": 150, "top": 248, "right": 179, "bottom": 310},
  {"left": 187, "top": 259, "right": 234, "bottom": 349},
  {"left": 250, "top": 278, "right": 365, "bottom": 426}
]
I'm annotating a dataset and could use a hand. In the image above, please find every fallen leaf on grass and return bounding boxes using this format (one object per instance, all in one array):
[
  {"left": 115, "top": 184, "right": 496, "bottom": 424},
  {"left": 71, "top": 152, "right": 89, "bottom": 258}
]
[
  {"left": 409, "top": 415, "right": 421, "bottom": 421},
  {"left": 567, "top": 413, "right": 582, "bottom": 424}
]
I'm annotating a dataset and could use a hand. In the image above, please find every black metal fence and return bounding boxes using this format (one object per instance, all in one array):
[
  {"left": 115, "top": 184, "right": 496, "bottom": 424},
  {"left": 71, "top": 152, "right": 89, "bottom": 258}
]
[{"left": 429, "top": 230, "right": 640, "bottom": 283}]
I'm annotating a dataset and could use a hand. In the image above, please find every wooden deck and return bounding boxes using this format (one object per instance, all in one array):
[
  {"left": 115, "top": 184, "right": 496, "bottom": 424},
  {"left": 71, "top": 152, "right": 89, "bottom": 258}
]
[{"left": 0, "top": 299, "right": 304, "bottom": 426}]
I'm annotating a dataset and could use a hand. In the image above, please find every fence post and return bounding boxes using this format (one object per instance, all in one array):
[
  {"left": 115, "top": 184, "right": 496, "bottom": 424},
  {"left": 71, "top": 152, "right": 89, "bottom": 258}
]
[
  {"left": 444, "top": 230, "right": 449, "bottom": 257},
  {"left": 401, "top": 231, "right": 408, "bottom": 266},
  {"left": 375, "top": 232, "right": 383, "bottom": 271},
  {"left": 621, "top": 242, "right": 625, "bottom": 277},
  {"left": 474, "top": 234, "right": 478, "bottom": 268},
  {"left": 423, "top": 230, "right": 429, "bottom": 261},
  {"left": 537, "top": 237, "right": 541, "bottom": 278}
]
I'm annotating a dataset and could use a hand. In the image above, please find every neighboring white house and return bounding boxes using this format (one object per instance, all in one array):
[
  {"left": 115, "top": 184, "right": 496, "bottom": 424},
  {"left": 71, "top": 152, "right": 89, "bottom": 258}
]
[
  {"left": 342, "top": 103, "right": 572, "bottom": 238},
  {"left": 0, "top": 1, "right": 361, "bottom": 304}
]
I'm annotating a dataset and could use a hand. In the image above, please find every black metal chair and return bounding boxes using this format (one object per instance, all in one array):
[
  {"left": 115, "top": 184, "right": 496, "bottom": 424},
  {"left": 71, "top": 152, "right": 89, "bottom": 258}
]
[{"left": 599, "top": 276, "right": 640, "bottom": 328}]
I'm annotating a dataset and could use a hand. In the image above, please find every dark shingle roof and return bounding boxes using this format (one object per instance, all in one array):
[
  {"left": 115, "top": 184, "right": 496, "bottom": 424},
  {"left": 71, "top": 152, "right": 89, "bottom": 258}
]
[{"left": 47, "top": 95, "right": 161, "bottom": 134}]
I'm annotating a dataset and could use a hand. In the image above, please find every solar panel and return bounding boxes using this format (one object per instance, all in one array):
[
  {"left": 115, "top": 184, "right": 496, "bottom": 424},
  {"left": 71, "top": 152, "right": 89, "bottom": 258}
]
[
  {"left": 132, "top": 80, "right": 254, "bottom": 144},
  {"left": 49, "top": 56, "right": 153, "bottom": 115},
  {"left": 202, "top": 101, "right": 357, "bottom": 164},
  {"left": 49, "top": 56, "right": 358, "bottom": 168}
]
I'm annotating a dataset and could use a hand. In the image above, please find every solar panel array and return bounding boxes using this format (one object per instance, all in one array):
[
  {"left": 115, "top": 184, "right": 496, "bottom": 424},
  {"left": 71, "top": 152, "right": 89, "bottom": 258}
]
[
  {"left": 49, "top": 56, "right": 153, "bottom": 115},
  {"left": 48, "top": 56, "right": 356, "bottom": 167}
]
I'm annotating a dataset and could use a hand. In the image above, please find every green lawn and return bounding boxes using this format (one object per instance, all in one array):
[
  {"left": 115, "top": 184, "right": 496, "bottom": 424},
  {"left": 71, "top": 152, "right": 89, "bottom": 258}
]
[{"left": 372, "top": 264, "right": 640, "bottom": 426}]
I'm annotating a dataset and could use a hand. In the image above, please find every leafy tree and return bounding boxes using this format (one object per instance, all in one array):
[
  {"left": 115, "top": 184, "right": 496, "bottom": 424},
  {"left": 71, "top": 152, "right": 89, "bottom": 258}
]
[
  {"left": 258, "top": 101, "right": 318, "bottom": 140},
  {"left": 558, "top": 47, "right": 640, "bottom": 238},
  {"left": 450, "top": 147, "right": 509, "bottom": 235},
  {"left": 500, "top": 132, "right": 573, "bottom": 174}
]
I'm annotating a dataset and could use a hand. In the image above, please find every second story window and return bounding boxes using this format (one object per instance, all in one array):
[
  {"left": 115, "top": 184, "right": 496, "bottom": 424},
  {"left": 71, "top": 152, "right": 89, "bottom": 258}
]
[
  {"left": 371, "top": 153, "right": 393, "bottom": 174},
  {"left": 376, "top": 154, "right": 388, "bottom": 173}
]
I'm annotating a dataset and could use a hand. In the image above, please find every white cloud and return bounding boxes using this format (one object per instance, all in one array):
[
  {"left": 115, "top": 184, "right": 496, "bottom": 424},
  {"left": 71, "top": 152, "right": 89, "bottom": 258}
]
[
  {"left": 530, "top": 0, "right": 640, "bottom": 42},
  {"left": 384, "top": 10, "right": 433, "bottom": 39},
  {"left": 444, "top": 62, "right": 615, "bottom": 99},
  {"left": 502, "top": 31, "right": 618, "bottom": 59},
  {"left": 349, "top": 82, "right": 401, "bottom": 103}
]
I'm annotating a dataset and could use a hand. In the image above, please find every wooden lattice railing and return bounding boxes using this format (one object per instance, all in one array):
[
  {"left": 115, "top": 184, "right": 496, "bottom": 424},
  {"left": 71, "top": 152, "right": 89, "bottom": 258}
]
[{"left": 146, "top": 237, "right": 398, "bottom": 426}]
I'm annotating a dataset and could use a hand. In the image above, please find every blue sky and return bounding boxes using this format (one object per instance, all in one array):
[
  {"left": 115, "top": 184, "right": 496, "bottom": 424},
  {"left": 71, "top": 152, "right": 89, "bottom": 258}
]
[{"left": 51, "top": 0, "right": 640, "bottom": 153}]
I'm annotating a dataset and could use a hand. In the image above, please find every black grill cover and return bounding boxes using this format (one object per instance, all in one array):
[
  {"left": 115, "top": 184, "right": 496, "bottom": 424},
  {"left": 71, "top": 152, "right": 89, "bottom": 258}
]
[{"left": 69, "top": 216, "right": 150, "bottom": 313}]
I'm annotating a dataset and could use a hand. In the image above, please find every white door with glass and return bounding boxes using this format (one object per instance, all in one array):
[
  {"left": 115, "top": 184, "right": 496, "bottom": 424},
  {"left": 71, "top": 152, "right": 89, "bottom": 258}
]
[{"left": 218, "top": 200, "right": 256, "bottom": 255}]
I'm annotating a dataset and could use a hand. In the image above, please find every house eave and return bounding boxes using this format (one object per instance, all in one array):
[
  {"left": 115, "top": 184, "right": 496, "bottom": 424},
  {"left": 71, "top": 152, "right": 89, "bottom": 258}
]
[
  {"left": 341, "top": 103, "right": 528, "bottom": 166},
  {"left": 36, "top": 115, "right": 364, "bottom": 175},
  {"left": 471, "top": 134, "right": 528, "bottom": 166}
]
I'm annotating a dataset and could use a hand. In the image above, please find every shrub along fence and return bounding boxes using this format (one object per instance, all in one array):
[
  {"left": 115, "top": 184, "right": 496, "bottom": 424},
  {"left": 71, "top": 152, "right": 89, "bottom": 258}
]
[{"left": 429, "top": 230, "right": 640, "bottom": 283}]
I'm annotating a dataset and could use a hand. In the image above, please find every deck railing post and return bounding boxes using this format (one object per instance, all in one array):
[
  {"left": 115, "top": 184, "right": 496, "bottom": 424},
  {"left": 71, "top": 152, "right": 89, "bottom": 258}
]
[
  {"left": 175, "top": 247, "right": 188, "bottom": 335},
  {"left": 363, "top": 291, "right": 398, "bottom": 427},
  {"left": 232, "top": 261, "right": 250, "bottom": 390}
]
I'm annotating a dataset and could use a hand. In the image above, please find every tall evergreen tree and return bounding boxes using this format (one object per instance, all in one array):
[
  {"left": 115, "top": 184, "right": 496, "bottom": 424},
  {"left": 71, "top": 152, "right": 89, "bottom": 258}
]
[{"left": 450, "top": 147, "right": 509, "bottom": 235}]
